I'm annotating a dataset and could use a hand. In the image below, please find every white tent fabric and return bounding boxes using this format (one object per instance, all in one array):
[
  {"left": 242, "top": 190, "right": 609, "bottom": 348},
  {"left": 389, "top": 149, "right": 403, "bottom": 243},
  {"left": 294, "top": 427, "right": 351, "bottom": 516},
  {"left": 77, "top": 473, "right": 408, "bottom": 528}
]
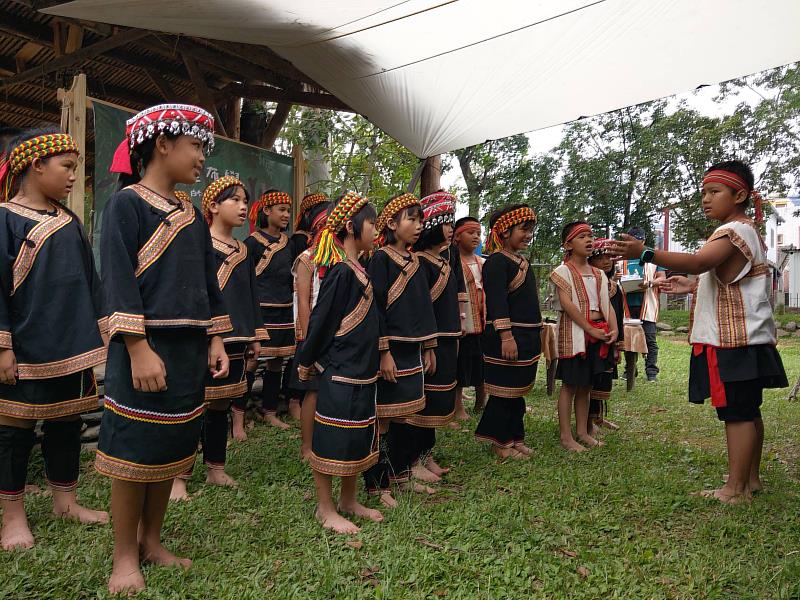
[{"left": 47, "top": 0, "right": 800, "bottom": 158}]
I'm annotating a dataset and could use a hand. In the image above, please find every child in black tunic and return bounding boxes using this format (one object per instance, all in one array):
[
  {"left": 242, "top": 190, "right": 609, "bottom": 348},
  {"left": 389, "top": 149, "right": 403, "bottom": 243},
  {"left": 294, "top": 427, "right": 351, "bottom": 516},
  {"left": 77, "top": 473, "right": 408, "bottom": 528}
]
[
  {"left": 0, "top": 127, "right": 108, "bottom": 550},
  {"left": 99, "top": 104, "right": 231, "bottom": 595},
  {"left": 296, "top": 192, "right": 383, "bottom": 534},
  {"left": 245, "top": 189, "right": 296, "bottom": 430},
  {"left": 475, "top": 205, "right": 542, "bottom": 460}
]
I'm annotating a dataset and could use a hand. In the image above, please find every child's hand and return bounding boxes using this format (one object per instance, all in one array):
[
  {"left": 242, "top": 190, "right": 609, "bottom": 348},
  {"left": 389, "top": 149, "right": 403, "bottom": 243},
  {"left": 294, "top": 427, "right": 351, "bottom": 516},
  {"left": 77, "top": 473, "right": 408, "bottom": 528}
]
[
  {"left": 501, "top": 336, "right": 517, "bottom": 361},
  {"left": 126, "top": 338, "right": 167, "bottom": 392},
  {"left": 246, "top": 341, "right": 261, "bottom": 362},
  {"left": 424, "top": 348, "right": 436, "bottom": 375},
  {"left": 587, "top": 327, "right": 609, "bottom": 341},
  {"left": 660, "top": 275, "right": 695, "bottom": 295},
  {"left": 607, "top": 329, "right": 618, "bottom": 344},
  {"left": 209, "top": 336, "right": 230, "bottom": 379},
  {"left": 0, "top": 348, "right": 17, "bottom": 385},
  {"left": 380, "top": 351, "right": 398, "bottom": 383}
]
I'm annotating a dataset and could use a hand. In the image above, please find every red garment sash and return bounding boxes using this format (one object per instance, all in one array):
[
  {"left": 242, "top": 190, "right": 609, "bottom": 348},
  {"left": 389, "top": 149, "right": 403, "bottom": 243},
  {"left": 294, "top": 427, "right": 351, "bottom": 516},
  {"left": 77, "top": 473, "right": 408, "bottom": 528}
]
[{"left": 692, "top": 344, "right": 727, "bottom": 408}]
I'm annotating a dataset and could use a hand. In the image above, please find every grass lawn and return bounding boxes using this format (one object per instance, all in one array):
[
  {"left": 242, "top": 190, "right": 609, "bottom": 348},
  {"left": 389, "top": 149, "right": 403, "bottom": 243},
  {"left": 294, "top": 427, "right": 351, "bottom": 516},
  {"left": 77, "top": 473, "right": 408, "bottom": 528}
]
[{"left": 1, "top": 337, "right": 799, "bottom": 599}]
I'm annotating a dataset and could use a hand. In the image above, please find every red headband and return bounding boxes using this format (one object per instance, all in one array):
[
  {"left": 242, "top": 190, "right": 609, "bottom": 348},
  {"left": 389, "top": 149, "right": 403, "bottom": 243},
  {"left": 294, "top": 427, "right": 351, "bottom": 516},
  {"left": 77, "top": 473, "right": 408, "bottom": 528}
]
[
  {"left": 454, "top": 221, "right": 482, "bottom": 238},
  {"left": 564, "top": 223, "right": 592, "bottom": 245},
  {"left": 703, "top": 169, "right": 762, "bottom": 223}
]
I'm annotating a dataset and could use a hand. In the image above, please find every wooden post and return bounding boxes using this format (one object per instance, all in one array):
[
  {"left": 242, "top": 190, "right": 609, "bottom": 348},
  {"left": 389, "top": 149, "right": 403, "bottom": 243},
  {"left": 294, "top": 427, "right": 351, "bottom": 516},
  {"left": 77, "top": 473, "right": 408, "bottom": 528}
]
[
  {"left": 292, "top": 144, "right": 305, "bottom": 225},
  {"left": 420, "top": 154, "right": 442, "bottom": 197},
  {"left": 58, "top": 74, "right": 87, "bottom": 222}
]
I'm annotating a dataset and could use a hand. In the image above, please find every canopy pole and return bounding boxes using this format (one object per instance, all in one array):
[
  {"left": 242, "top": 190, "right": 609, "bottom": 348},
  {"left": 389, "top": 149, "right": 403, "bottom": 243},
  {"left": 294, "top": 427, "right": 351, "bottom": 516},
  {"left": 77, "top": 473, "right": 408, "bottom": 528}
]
[
  {"left": 420, "top": 154, "right": 441, "bottom": 197},
  {"left": 58, "top": 73, "right": 87, "bottom": 223},
  {"left": 406, "top": 158, "right": 425, "bottom": 194}
]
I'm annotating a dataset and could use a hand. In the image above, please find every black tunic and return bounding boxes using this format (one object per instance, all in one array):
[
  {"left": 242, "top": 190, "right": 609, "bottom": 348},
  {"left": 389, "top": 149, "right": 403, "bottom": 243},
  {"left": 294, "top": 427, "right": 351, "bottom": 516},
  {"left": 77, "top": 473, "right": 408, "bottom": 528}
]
[
  {"left": 296, "top": 259, "right": 380, "bottom": 476},
  {"left": 96, "top": 183, "right": 231, "bottom": 483},
  {"left": 407, "top": 247, "right": 465, "bottom": 427},
  {"left": 245, "top": 230, "right": 296, "bottom": 357},
  {"left": 205, "top": 238, "right": 267, "bottom": 401},
  {"left": 0, "top": 202, "right": 105, "bottom": 419}
]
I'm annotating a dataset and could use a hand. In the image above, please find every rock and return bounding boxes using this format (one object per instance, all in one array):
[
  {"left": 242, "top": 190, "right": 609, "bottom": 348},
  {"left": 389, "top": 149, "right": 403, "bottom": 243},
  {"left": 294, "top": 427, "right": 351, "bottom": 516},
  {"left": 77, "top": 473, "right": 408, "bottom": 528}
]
[
  {"left": 793, "top": 330, "right": 800, "bottom": 338},
  {"left": 676, "top": 326, "right": 689, "bottom": 333},
  {"left": 784, "top": 321, "right": 797, "bottom": 332},
  {"left": 80, "top": 425, "right": 100, "bottom": 442},
  {"left": 655, "top": 322, "right": 673, "bottom": 331},
  {"left": 660, "top": 330, "right": 675, "bottom": 336},
  {"left": 776, "top": 329, "right": 791, "bottom": 338}
]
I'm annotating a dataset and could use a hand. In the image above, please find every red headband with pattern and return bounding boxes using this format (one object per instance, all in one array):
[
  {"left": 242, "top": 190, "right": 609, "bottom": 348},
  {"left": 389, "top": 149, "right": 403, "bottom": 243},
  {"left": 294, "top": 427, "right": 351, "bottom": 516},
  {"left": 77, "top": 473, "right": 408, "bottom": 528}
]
[
  {"left": 420, "top": 191, "right": 456, "bottom": 230},
  {"left": 703, "top": 169, "right": 762, "bottom": 223}
]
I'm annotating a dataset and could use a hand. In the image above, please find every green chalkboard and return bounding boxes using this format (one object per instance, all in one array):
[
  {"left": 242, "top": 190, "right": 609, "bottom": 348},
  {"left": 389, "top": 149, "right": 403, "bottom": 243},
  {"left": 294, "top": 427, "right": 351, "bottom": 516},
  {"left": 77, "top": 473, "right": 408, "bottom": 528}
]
[{"left": 92, "top": 99, "right": 294, "bottom": 254}]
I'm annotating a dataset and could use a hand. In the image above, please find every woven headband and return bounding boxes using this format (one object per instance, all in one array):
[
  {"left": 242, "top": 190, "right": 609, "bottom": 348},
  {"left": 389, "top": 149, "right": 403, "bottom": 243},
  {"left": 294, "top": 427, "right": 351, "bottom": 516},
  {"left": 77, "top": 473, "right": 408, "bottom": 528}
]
[
  {"left": 202, "top": 176, "right": 245, "bottom": 223},
  {"left": 294, "top": 193, "right": 329, "bottom": 231},
  {"left": 454, "top": 221, "right": 482, "bottom": 240},
  {"left": 247, "top": 190, "right": 292, "bottom": 226},
  {"left": 564, "top": 223, "right": 592, "bottom": 245},
  {"left": 375, "top": 193, "right": 421, "bottom": 236},
  {"left": 484, "top": 206, "right": 537, "bottom": 254},
  {"left": 313, "top": 191, "right": 370, "bottom": 268},
  {"left": 703, "top": 169, "right": 763, "bottom": 222},
  {"left": 420, "top": 191, "right": 456, "bottom": 230},
  {"left": 0, "top": 133, "right": 79, "bottom": 202},
  {"left": 110, "top": 103, "right": 215, "bottom": 175}
]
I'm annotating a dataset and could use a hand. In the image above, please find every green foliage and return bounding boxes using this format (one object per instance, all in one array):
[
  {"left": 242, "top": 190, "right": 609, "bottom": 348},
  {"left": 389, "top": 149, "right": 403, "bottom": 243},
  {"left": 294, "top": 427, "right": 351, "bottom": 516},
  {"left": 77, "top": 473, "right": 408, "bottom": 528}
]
[{"left": 2, "top": 340, "right": 799, "bottom": 598}]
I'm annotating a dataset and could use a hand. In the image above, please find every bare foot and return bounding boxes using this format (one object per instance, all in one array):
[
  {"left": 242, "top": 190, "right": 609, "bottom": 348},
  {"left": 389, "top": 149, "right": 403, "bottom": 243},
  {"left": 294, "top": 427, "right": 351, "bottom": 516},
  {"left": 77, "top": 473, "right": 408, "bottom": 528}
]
[
  {"left": 399, "top": 481, "right": 437, "bottom": 495},
  {"left": 425, "top": 456, "right": 450, "bottom": 476},
  {"left": 24, "top": 484, "right": 41, "bottom": 495},
  {"left": 454, "top": 409, "right": 470, "bottom": 422},
  {"left": 339, "top": 501, "right": 384, "bottom": 523},
  {"left": 260, "top": 411, "right": 291, "bottom": 430},
  {"left": 169, "top": 479, "right": 190, "bottom": 502},
  {"left": 315, "top": 505, "right": 360, "bottom": 534},
  {"left": 513, "top": 443, "right": 534, "bottom": 456},
  {"left": 693, "top": 488, "right": 752, "bottom": 505},
  {"left": 493, "top": 446, "right": 527, "bottom": 461},
  {"left": 300, "top": 445, "right": 312, "bottom": 462},
  {"left": 411, "top": 463, "right": 441, "bottom": 483},
  {"left": 722, "top": 474, "right": 763, "bottom": 493},
  {"left": 140, "top": 542, "right": 193, "bottom": 569},
  {"left": 231, "top": 411, "right": 248, "bottom": 442},
  {"left": 473, "top": 401, "right": 486, "bottom": 412},
  {"left": 288, "top": 400, "right": 302, "bottom": 421},
  {"left": 447, "top": 421, "right": 460, "bottom": 430},
  {"left": 577, "top": 434, "right": 605, "bottom": 448},
  {"left": 205, "top": 469, "right": 237, "bottom": 488},
  {"left": 599, "top": 418, "right": 619, "bottom": 431},
  {"left": 53, "top": 502, "right": 109, "bottom": 525},
  {"left": 108, "top": 560, "right": 145, "bottom": 596},
  {"left": 379, "top": 491, "right": 398, "bottom": 508},
  {"left": 1, "top": 507, "right": 34, "bottom": 551},
  {"left": 560, "top": 437, "right": 588, "bottom": 453}
]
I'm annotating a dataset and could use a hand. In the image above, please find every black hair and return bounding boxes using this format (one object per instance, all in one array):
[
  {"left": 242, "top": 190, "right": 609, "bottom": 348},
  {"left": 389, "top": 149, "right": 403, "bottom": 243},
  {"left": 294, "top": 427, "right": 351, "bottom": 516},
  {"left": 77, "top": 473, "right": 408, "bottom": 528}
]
[
  {"left": 215, "top": 183, "right": 250, "bottom": 205},
  {"left": 117, "top": 130, "right": 181, "bottom": 190},
  {"left": 706, "top": 160, "right": 754, "bottom": 207},
  {"left": 0, "top": 126, "right": 23, "bottom": 156},
  {"left": 627, "top": 226, "right": 646, "bottom": 241},
  {"left": 298, "top": 200, "right": 332, "bottom": 232},
  {"left": 454, "top": 215, "right": 480, "bottom": 230},
  {"left": 333, "top": 194, "right": 377, "bottom": 243},
  {"left": 413, "top": 223, "right": 447, "bottom": 251},
  {"left": 6, "top": 125, "right": 75, "bottom": 199},
  {"left": 561, "top": 220, "right": 589, "bottom": 244},
  {"left": 382, "top": 201, "right": 424, "bottom": 246}
]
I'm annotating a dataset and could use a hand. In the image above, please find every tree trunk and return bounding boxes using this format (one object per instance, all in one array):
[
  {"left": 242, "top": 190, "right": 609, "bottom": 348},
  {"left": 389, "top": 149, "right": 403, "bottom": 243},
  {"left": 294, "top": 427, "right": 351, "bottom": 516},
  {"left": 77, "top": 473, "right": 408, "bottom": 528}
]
[{"left": 420, "top": 155, "right": 441, "bottom": 198}]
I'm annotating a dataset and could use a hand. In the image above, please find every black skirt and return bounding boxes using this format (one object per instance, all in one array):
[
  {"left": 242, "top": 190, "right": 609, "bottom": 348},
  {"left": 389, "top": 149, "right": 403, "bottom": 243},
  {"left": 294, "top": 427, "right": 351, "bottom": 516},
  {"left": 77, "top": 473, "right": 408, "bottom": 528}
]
[
  {"left": 376, "top": 341, "right": 425, "bottom": 418},
  {"left": 96, "top": 329, "right": 207, "bottom": 482},
  {"left": 205, "top": 342, "right": 248, "bottom": 401},
  {"left": 0, "top": 369, "right": 98, "bottom": 420},
  {"left": 457, "top": 333, "right": 484, "bottom": 388},
  {"left": 260, "top": 306, "right": 295, "bottom": 358},
  {"left": 483, "top": 324, "right": 541, "bottom": 398},
  {"left": 407, "top": 336, "right": 458, "bottom": 428},
  {"left": 689, "top": 344, "right": 787, "bottom": 421},
  {"left": 309, "top": 370, "right": 379, "bottom": 476},
  {"left": 557, "top": 341, "right": 614, "bottom": 387}
]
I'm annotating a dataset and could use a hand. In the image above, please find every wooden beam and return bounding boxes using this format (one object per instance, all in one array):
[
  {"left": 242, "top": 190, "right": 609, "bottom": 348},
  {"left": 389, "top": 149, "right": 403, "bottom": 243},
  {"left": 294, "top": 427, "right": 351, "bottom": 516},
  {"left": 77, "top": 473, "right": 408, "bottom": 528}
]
[
  {"left": 51, "top": 21, "right": 65, "bottom": 57},
  {"left": 292, "top": 144, "right": 305, "bottom": 213},
  {"left": 224, "top": 83, "right": 353, "bottom": 113},
  {"left": 181, "top": 53, "right": 227, "bottom": 137},
  {"left": 58, "top": 74, "right": 87, "bottom": 222},
  {"left": 420, "top": 155, "right": 442, "bottom": 197},
  {"left": 145, "top": 68, "right": 178, "bottom": 101},
  {"left": 0, "top": 28, "right": 152, "bottom": 90},
  {"left": 223, "top": 97, "right": 242, "bottom": 141},
  {"left": 65, "top": 24, "right": 85, "bottom": 54},
  {"left": 260, "top": 102, "right": 292, "bottom": 149},
  {"left": 202, "top": 40, "right": 311, "bottom": 86},
  {"left": 0, "top": 94, "right": 60, "bottom": 118},
  {"left": 14, "top": 42, "right": 41, "bottom": 72}
]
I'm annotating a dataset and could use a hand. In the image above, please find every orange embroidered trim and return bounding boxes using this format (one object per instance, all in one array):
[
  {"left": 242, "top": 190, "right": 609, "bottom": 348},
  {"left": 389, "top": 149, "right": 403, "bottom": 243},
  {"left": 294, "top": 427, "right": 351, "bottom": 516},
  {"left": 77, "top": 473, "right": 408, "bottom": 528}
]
[
  {"left": 17, "top": 347, "right": 106, "bottom": 380},
  {"left": 9, "top": 206, "right": 72, "bottom": 294},
  {"left": 132, "top": 185, "right": 196, "bottom": 277},
  {"left": 214, "top": 240, "right": 248, "bottom": 290},
  {"left": 251, "top": 231, "right": 288, "bottom": 276},
  {"left": 109, "top": 312, "right": 146, "bottom": 338},
  {"left": 95, "top": 451, "right": 196, "bottom": 483}
]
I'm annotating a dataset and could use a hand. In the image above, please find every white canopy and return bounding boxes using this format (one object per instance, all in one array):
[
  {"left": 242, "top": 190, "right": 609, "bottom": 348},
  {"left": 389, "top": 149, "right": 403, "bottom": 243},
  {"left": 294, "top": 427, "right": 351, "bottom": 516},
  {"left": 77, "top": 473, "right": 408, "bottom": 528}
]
[{"left": 47, "top": 0, "right": 800, "bottom": 158}]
